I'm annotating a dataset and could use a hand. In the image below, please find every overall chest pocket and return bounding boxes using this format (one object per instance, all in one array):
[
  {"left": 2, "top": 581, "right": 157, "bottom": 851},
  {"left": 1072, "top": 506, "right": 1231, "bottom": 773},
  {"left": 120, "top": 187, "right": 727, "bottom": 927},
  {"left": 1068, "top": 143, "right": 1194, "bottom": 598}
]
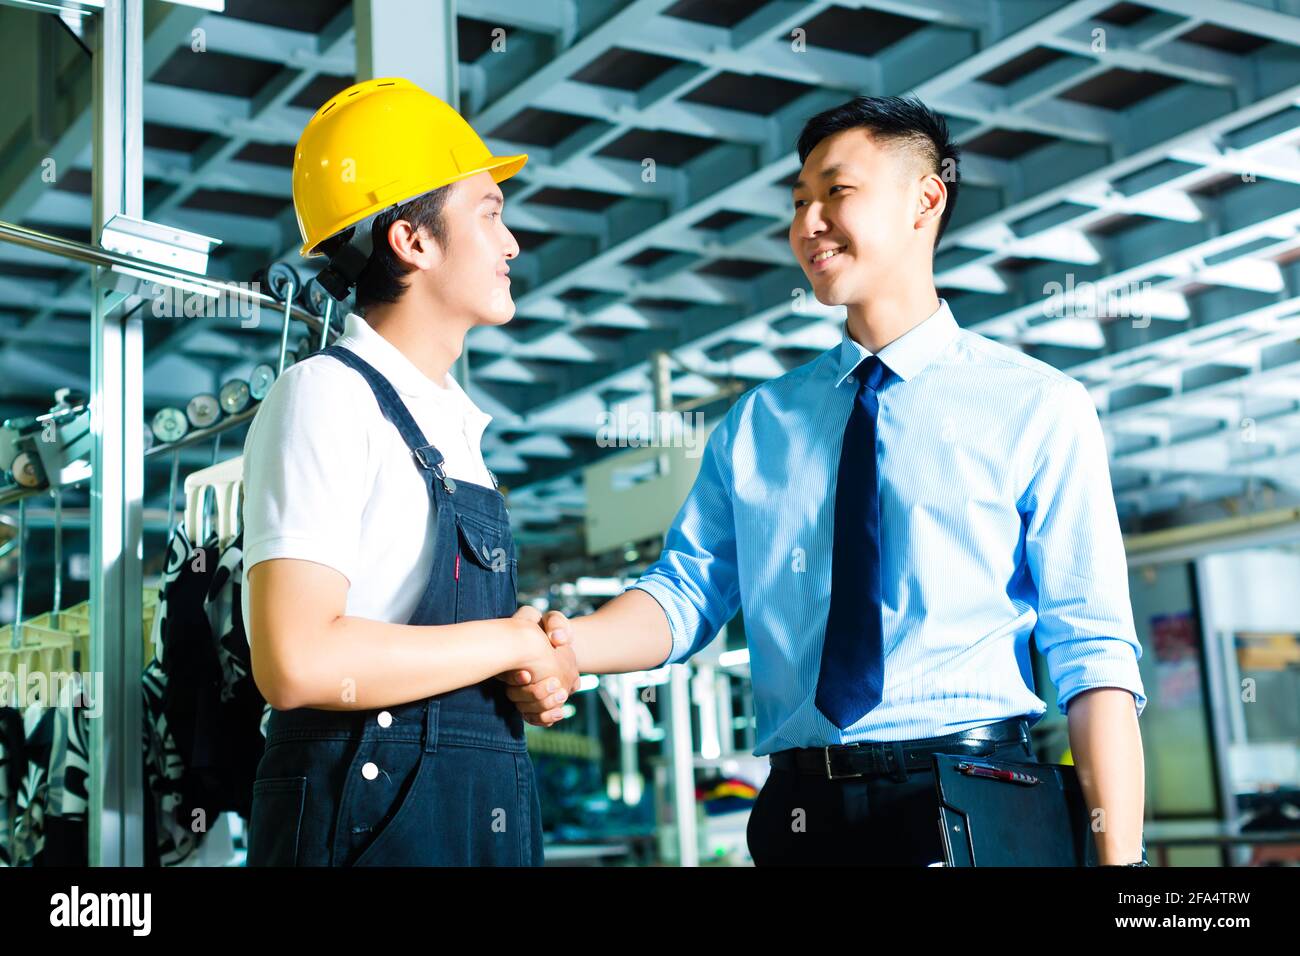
[{"left": 454, "top": 511, "right": 517, "bottom": 619}]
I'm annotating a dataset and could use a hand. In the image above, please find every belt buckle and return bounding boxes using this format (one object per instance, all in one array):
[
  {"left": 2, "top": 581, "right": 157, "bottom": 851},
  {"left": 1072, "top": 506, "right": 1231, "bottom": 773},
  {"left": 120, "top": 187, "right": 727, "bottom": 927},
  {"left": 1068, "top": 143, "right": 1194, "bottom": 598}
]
[{"left": 824, "top": 742, "right": 867, "bottom": 780}]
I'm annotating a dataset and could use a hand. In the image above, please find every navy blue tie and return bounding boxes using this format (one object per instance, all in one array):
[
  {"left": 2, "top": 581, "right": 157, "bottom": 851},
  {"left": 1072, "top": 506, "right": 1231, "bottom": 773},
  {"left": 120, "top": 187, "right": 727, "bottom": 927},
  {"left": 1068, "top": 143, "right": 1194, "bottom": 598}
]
[{"left": 816, "top": 354, "right": 890, "bottom": 729}]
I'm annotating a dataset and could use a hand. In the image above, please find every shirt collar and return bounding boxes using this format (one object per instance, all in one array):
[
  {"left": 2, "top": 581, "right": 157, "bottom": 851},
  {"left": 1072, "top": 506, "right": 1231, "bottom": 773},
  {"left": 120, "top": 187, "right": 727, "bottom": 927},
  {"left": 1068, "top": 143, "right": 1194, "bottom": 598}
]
[
  {"left": 337, "top": 312, "right": 491, "bottom": 426},
  {"left": 833, "top": 298, "right": 959, "bottom": 388}
]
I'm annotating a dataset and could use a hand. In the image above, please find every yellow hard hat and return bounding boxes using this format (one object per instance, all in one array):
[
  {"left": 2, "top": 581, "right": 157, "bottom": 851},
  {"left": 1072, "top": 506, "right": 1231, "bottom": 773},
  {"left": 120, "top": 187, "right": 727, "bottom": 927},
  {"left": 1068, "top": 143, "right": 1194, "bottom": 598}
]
[{"left": 292, "top": 76, "right": 527, "bottom": 259}]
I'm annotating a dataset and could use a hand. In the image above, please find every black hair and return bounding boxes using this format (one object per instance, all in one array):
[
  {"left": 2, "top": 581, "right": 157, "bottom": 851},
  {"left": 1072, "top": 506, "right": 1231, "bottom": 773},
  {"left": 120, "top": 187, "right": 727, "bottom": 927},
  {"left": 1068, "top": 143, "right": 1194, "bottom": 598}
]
[
  {"left": 352, "top": 185, "right": 452, "bottom": 313},
  {"left": 795, "top": 94, "right": 960, "bottom": 248}
]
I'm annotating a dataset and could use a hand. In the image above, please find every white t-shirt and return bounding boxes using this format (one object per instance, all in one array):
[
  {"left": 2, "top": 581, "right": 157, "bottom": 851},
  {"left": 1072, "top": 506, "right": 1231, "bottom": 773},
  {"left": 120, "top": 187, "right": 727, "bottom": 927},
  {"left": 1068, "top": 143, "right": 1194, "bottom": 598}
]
[{"left": 240, "top": 311, "right": 493, "bottom": 638}]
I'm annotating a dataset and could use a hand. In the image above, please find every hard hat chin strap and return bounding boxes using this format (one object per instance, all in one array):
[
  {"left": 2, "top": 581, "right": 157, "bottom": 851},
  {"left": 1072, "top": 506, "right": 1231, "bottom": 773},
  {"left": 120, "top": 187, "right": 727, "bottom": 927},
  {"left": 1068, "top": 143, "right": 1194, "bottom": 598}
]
[{"left": 316, "top": 211, "right": 379, "bottom": 301}]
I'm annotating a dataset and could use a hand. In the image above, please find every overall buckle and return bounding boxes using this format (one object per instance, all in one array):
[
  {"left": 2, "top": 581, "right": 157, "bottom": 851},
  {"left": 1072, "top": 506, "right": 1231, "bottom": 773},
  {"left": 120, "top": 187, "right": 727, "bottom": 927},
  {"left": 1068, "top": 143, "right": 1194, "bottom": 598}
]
[
  {"left": 412, "top": 446, "right": 456, "bottom": 493},
  {"left": 412, "top": 446, "right": 440, "bottom": 470}
]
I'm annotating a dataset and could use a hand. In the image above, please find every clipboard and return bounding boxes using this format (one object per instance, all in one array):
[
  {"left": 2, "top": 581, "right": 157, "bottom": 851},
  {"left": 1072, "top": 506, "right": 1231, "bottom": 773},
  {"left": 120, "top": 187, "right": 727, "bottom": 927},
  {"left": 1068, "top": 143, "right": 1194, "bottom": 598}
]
[{"left": 933, "top": 752, "right": 1101, "bottom": 866}]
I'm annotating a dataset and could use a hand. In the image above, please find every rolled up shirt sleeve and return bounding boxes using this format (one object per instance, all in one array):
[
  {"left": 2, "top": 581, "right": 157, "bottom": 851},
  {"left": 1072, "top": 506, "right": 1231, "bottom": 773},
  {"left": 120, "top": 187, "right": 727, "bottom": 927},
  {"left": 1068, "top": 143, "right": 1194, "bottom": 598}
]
[
  {"left": 630, "top": 406, "right": 743, "bottom": 667},
  {"left": 1020, "top": 379, "right": 1148, "bottom": 718}
]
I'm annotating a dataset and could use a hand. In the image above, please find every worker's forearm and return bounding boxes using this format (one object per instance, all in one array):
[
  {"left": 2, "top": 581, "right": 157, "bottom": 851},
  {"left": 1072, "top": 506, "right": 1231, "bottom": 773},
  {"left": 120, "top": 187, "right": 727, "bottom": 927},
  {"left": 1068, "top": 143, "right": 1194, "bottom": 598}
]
[
  {"left": 263, "top": 617, "right": 532, "bottom": 711},
  {"left": 567, "top": 588, "right": 674, "bottom": 674},
  {"left": 1067, "top": 687, "right": 1146, "bottom": 864}
]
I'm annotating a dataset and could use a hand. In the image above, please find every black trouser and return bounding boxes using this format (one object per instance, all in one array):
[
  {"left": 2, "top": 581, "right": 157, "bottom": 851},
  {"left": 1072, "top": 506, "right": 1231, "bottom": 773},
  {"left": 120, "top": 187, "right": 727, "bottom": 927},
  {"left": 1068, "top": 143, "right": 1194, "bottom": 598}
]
[{"left": 746, "top": 735, "right": 1038, "bottom": 866}]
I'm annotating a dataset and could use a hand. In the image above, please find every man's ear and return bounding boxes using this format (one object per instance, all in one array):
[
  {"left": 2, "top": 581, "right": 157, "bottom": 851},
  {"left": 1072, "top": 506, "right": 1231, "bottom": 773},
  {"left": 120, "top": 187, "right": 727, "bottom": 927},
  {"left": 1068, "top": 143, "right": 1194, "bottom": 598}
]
[
  {"left": 411, "top": 222, "right": 446, "bottom": 268},
  {"left": 387, "top": 219, "right": 443, "bottom": 270},
  {"left": 917, "top": 173, "right": 946, "bottom": 233}
]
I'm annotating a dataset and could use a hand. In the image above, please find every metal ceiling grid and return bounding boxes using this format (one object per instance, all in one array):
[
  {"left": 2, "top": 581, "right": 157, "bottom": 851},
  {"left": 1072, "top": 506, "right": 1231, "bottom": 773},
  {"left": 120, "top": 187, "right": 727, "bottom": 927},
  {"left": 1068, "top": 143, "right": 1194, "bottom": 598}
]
[{"left": 1, "top": 0, "right": 1299, "bottom": 543}]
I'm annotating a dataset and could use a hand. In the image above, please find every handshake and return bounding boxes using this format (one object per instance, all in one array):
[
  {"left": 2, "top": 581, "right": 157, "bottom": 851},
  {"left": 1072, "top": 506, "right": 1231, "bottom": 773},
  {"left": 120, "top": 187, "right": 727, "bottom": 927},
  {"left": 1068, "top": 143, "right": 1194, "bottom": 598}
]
[{"left": 494, "top": 606, "right": 581, "bottom": 728}]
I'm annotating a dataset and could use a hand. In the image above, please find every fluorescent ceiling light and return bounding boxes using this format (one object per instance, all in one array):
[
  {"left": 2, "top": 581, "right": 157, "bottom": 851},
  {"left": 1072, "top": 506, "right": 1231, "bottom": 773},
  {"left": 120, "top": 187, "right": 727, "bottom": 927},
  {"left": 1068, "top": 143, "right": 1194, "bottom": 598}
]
[
  {"left": 157, "top": 0, "right": 224, "bottom": 10},
  {"left": 3, "top": 1, "right": 103, "bottom": 16}
]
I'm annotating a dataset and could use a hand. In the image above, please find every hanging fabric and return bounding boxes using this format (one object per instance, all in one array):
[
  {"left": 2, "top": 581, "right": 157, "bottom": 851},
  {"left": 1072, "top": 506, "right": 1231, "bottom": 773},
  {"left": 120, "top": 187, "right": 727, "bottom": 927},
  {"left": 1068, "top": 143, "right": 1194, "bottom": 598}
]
[
  {"left": 142, "top": 510, "right": 266, "bottom": 866},
  {"left": 143, "top": 524, "right": 198, "bottom": 865},
  {"left": 0, "top": 676, "right": 90, "bottom": 866},
  {"left": 0, "top": 707, "right": 25, "bottom": 866}
]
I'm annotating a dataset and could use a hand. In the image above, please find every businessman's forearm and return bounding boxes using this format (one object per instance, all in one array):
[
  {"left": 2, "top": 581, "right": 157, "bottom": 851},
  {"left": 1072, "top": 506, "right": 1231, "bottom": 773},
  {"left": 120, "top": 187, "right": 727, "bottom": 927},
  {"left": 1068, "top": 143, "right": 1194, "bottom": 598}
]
[
  {"left": 1067, "top": 686, "right": 1146, "bottom": 865},
  {"left": 566, "top": 588, "right": 674, "bottom": 674}
]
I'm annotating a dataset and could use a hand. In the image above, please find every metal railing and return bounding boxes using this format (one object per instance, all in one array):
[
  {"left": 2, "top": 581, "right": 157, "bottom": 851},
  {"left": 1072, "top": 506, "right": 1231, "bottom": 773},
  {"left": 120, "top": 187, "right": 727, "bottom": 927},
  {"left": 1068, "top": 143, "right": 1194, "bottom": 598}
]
[{"left": 0, "top": 219, "right": 334, "bottom": 505}]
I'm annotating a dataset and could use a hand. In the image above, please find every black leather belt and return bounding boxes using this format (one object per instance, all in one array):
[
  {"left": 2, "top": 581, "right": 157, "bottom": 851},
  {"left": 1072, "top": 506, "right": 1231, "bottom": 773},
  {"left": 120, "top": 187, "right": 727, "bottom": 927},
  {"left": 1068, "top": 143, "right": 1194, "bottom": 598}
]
[{"left": 769, "top": 717, "right": 1031, "bottom": 782}]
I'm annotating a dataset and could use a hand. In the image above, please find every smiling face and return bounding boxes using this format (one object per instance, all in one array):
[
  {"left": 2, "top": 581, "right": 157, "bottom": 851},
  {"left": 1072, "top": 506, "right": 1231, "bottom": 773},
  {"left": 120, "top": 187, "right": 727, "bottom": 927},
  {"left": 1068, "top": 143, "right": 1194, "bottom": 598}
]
[
  {"left": 425, "top": 170, "right": 520, "bottom": 327},
  {"left": 790, "top": 128, "right": 938, "bottom": 309}
]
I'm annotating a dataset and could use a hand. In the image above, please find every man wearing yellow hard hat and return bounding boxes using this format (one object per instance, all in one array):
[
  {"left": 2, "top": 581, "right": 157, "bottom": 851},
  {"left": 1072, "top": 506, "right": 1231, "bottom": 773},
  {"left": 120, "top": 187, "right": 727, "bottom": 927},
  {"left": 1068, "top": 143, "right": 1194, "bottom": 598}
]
[{"left": 240, "top": 78, "right": 578, "bottom": 866}]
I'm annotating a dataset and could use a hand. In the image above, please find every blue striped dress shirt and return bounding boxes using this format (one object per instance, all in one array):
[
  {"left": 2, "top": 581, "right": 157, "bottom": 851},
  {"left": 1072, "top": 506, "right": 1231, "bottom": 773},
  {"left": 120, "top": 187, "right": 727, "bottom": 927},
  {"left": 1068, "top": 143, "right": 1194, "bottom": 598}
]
[{"left": 631, "top": 298, "right": 1147, "bottom": 754}]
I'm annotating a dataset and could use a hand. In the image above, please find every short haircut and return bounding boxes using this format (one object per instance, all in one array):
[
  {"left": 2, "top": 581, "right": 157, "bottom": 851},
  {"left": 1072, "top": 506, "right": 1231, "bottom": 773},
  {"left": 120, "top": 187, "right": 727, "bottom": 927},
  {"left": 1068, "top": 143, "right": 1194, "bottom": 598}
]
[
  {"left": 353, "top": 186, "right": 452, "bottom": 314},
  {"left": 795, "top": 94, "right": 960, "bottom": 248}
]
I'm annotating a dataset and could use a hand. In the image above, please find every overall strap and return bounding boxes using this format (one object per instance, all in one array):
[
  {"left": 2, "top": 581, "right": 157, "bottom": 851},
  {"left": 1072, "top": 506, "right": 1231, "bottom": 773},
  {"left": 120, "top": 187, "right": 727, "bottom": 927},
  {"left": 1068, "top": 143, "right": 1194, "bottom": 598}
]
[{"left": 316, "top": 345, "right": 454, "bottom": 492}]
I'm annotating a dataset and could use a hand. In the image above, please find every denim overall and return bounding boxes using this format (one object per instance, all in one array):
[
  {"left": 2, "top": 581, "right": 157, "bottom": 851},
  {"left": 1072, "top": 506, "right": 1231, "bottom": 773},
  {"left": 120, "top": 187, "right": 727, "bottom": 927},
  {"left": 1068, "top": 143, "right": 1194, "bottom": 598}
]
[{"left": 246, "top": 345, "right": 544, "bottom": 866}]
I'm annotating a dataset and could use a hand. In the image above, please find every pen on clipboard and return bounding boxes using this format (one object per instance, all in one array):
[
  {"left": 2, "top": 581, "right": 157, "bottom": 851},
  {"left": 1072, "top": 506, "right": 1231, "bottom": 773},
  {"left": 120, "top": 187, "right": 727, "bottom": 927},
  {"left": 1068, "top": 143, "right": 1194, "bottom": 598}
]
[{"left": 956, "top": 762, "right": 1040, "bottom": 785}]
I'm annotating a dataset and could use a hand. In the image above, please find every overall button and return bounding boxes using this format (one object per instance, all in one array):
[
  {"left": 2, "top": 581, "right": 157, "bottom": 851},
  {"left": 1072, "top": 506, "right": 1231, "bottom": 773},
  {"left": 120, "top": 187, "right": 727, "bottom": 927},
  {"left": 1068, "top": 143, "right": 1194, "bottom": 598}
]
[
  {"left": 362, "top": 762, "right": 379, "bottom": 780},
  {"left": 377, "top": 711, "right": 392, "bottom": 728}
]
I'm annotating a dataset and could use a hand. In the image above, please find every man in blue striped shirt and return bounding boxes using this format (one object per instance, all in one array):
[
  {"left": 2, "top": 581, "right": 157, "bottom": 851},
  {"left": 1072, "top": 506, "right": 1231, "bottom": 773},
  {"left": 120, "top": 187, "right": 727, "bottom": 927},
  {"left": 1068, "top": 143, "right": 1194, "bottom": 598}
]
[{"left": 508, "top": 95, "right": 1148, "bottom": 867}]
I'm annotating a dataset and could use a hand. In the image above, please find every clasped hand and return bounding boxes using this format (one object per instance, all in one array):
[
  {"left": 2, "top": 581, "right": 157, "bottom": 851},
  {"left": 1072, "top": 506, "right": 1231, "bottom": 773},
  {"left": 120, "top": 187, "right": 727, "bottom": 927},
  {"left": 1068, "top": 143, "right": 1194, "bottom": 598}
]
[{"left": 495, "top": 606, "right": 579, "bottom": 728}]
